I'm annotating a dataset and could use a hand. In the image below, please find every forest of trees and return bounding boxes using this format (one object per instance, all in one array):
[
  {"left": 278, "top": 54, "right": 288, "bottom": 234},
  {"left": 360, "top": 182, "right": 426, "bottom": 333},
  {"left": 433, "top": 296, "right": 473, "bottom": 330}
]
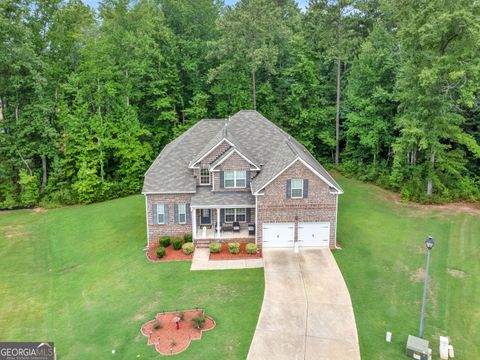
[{"left": 1, "top": 0, "right": 479, "bottom": 207}]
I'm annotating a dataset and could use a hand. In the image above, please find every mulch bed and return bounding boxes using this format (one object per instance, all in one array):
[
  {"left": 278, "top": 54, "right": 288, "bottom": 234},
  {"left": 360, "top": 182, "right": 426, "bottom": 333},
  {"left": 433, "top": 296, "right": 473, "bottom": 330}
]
[
  {"left": 146, "top": 242, "right": 193, "bottom": 262},
  {"left": 141, "top": 310, "right": 215, "bottom": 355},
  {"left": 209, "top": 243, "right": 262, "bottom": 261}
]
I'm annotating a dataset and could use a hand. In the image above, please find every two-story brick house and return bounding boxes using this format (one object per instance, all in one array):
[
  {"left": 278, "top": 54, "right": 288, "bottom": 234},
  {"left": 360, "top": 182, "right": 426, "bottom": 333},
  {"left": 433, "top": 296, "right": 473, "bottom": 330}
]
[{"left": 142, "top": 110, "right": 343, "bottom": 249}]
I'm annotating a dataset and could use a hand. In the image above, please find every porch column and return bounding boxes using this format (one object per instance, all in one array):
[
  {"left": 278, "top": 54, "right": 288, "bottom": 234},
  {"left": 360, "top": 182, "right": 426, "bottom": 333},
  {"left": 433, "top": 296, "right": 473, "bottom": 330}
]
[
  {"left": 216, "top": 208, "right": 221, "bottom": 239},
  {"left": 192, "top": 208, "right": 196, "bottom": 240}
]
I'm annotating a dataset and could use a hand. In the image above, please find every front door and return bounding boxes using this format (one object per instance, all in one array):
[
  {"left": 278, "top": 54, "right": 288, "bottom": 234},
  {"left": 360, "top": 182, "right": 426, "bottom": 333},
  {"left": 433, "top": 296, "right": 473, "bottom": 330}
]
[{"left": 200, "top": 209, "right": 211, "bottom": 225}]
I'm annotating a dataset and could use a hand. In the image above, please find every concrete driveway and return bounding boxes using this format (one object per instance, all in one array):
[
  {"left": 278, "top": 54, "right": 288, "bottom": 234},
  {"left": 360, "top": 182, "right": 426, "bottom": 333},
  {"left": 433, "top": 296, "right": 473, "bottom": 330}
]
[{"left": 247, "top": 248, "right": 360, "bottom": 360}]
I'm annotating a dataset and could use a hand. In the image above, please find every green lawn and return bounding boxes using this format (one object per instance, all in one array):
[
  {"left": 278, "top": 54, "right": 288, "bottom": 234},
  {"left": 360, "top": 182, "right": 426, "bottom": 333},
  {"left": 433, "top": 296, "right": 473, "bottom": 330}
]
[
  {"left": 1, "top": 178, "right": 478, "bottom": 359},
  {"left": 0, "top": 196, "right": 264, "bottom": 359},
  {"left": 334, "top": 177, "right": 480, "bottom": 359}
]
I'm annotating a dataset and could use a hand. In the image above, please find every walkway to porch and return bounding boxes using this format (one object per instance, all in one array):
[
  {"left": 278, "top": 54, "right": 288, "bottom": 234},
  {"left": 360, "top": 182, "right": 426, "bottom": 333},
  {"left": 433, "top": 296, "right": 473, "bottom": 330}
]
[{"left": 190, "top": 248, "right": 263, "bottom": 271}]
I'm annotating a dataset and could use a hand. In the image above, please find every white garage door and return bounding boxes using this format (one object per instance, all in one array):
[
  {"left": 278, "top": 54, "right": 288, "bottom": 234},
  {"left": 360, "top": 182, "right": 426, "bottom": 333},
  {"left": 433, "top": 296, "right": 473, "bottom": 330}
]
[
  {"left": 262, "top": 223, "right": 294, "bottom": 248},
  {"left": 298, "top": 222, "right": 330, "bottom": 247}
]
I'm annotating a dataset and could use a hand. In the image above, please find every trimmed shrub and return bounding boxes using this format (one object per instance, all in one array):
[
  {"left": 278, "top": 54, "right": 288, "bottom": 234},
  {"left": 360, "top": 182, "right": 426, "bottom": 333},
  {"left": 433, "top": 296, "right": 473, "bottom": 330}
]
[
  {"left": 245, "top": 243, "right": 257, "bottom": 254},
  {"left": 172, "top": 237, "right": 182, "bottom": 250},
  {"left": 159, "top": 236, "right": 171, "bottom": 247},
  {"left": 209, "top": 242, "right": 222, "bottom": 253},
  {"left": 153, "top": 321, "right": 163, "bottom": 330},
  {"left": 228, "top": 242, "right": 240, "bottom": 254},
  {"left": 182, "top": 243, "right": 194, "bottom": 255},
  {"left": 191, "top": 313, "right": 206, "bottom": 329},
  {"left": 183, "top": 233, "right": 193, "bottom": 243},
  {"left": 156, "top": 246, "right": 166, "bottom": 258}
]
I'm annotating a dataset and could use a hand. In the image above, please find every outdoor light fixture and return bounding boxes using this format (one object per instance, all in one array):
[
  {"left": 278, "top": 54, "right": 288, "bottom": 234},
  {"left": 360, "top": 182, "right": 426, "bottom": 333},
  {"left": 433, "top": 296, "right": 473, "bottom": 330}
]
[
  {"left": 425, "top": 236, "right": 435, "bottom": 250},
  {"left": 419, "top": 236, "right": 435, "bottom": 338},
  {"left": 406, "top": 236, "right": 435, "bottom": 359}
]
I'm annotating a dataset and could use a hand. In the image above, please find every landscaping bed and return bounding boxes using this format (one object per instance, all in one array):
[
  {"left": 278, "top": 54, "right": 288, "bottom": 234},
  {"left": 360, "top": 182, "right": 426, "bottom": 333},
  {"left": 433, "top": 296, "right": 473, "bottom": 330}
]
[
  {"left": 146, "top": 234, "right": 194, "bottom": 262},
  {"left": 146, "top": 242, "right": 193, "bottom": 262},
  {"left": 141, "top": 310, "right": 215, "bottom": 355},
  {"left": 209, "top": 242, "right": 262, "bottom": 261}
]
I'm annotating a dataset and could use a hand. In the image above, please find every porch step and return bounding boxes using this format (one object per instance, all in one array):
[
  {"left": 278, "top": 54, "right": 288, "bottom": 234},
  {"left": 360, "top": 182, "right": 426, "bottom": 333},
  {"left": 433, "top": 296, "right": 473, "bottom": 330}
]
[{"left": 195, "top": 239, "right": 212, "bottom": 248}]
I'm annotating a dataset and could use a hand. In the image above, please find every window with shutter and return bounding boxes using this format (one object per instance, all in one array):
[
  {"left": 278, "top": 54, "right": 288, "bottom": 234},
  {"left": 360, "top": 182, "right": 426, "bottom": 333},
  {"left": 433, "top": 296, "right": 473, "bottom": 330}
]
[
  {"left": 291, "top": 179, "right": 304, "bottom": 198},
  {"left": 178, "top": 204, "right": 187, "bottom": 224},
  {"left": 157, "top": 203, "right": 166, "bottom": 224},
  {"left": 223, "top": 170, "right": 246, "bottom": 188}
]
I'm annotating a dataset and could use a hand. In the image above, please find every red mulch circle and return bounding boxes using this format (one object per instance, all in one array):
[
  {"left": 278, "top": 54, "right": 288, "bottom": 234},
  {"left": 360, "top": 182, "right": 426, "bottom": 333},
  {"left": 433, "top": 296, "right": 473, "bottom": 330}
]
[
  {"left": 209, "top": 243, "right": 262, "bottom": 260},
  {"left": 141, "top": 310, "right": 215, "bottom": 355},
  {"left": 146, "top": 242, "right": 193, "bottom": 262}
]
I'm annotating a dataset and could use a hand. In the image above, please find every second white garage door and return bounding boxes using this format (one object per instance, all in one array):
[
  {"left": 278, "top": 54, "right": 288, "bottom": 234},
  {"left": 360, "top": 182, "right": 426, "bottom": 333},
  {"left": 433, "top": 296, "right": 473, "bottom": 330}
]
[
  {"left": 262, "top": 223, "right": 294, "bottom": 248},
  {"left": 298, "top": 222, "right": 330, "bottom": 247}
]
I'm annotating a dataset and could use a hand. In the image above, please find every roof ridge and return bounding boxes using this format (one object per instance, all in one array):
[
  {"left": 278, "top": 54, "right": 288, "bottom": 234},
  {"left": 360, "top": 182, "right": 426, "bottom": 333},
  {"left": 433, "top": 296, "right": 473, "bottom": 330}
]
[{"left": 256, "top": 114, "right": 299, "bottom": 158}]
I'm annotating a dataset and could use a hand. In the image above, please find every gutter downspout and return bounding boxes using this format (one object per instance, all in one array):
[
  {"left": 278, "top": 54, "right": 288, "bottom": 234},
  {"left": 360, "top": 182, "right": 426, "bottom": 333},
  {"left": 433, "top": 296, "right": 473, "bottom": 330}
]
[
  {"left": 144, "top": 194, "right": 149, "bottom": 250},
  {"left": 334, "top": 193, "right": 340, "bottom": 249},
  {"left": 255, "top": 195, "right": 258, "bottom": 246}
]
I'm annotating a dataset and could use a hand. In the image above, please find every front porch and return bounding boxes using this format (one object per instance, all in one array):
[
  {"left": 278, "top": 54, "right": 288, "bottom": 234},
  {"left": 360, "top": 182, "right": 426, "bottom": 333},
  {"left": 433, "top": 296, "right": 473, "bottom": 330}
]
[
  {"left": 190, "top": 187, "right": 257, "bottom": 242},
  {"left": 195, "top": 226, "right": 252, "bottom": 240},
  {"left": 192, "top": 207, "right": 256, "bottom": 241}
]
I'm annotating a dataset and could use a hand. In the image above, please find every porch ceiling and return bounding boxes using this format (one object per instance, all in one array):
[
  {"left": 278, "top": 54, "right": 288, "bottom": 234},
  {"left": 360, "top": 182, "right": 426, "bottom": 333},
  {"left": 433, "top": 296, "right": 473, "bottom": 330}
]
[{"left": 191, "top": 187, "right": 255, "bottom": 208}]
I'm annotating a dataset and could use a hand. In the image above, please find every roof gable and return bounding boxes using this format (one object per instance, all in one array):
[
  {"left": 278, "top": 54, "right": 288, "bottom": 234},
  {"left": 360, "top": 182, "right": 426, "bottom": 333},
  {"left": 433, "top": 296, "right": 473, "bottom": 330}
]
[
  {"left": 210, "top": 147, "right": 260, "bottom": 171},
  {"left": 188, "top": 137, "right": 233, "bottom": 168},
  {"left": 253, "top": 157, "right": 343, "bottom": 195}
]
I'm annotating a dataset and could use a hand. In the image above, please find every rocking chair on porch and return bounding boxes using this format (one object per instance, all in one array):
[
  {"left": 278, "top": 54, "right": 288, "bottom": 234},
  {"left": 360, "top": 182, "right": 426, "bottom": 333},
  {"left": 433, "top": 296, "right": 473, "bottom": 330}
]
[{"left": 232, "top": 221, "right": 240, "bottom": 232}]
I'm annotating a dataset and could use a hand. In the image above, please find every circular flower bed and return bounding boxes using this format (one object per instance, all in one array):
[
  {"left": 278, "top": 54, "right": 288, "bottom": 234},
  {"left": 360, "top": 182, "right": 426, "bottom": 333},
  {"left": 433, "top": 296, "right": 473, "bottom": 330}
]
[{"left": 140, "top": 309, "right": 215, "bottom": 355}]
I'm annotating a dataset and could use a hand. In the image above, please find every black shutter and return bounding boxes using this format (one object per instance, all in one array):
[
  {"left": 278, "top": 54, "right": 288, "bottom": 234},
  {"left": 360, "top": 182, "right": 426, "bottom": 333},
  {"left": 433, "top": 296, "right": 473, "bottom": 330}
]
[
  {"left": 220, "top": 171, "right": 224, "bottom": 189},
  {"left": 220, "top": 209, "right": 225, "bottom": 224},
  {"left": 164, "top": 204, "right": 169, "bottom": 224},
  {"left": 246, "top": 208, "right": 251, "bottom": 223},
  {"left": 174, "top": 204, "right": 178, "bottom": 224},
  {"left": 304, "top": 179, "right": 309, "bottom": 198},
  {"left": 186, "top": 203, "right": 191, "bottom": 224},
  {"left": 246, "top": 170, "right": 251, "bottom": 187},
  {"left": 286, "top": 179, "right": 291, "bottom": 198}
]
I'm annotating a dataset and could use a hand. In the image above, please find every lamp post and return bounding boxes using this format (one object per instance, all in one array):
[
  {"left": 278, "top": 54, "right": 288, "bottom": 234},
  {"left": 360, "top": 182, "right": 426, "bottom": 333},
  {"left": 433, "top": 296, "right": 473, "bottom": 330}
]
[{"left": 419, "top": 236, "right": 435, "bottom": 339}]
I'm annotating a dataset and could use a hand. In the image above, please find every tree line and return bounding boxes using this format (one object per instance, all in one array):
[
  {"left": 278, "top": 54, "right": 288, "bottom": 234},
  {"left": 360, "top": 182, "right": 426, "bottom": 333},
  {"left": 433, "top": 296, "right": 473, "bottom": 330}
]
[{"left": 1, "top": 0, "right": 479, "bottom": 207}]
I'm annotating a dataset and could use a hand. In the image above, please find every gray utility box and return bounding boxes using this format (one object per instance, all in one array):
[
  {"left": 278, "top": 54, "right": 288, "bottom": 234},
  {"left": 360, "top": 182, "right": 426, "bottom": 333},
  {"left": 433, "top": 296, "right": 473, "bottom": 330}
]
[{"left": 406, "top": 335, "right": 429, "bottom": 360}]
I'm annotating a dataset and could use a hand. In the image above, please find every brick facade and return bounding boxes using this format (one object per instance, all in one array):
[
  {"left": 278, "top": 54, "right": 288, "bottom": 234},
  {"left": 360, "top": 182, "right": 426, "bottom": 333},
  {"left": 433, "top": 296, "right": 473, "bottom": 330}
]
[
  {"left": 256, "top": 160, "right": 338, "bottom": 248},
  {"left": 212, "top": 152, "right": 257, "bottom": 192},
  {"left": 147, "top": 149, "right": 338, "bottom": 249},
  {"left": 146, "top": 194, "right": 193, "bottom": 243},
  {"left": 194, "top": 140, "right": 231, "bottom": 186}
]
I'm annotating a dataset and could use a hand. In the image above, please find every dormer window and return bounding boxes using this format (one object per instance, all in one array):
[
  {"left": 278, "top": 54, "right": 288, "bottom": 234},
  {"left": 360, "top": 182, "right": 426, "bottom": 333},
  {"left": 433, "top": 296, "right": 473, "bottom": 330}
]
[
  {"left": 200, "top": 167, "right": 210, "bottom": 185},
  {"left": 224, "top": 170, "right": 246, "bottom": 188}
]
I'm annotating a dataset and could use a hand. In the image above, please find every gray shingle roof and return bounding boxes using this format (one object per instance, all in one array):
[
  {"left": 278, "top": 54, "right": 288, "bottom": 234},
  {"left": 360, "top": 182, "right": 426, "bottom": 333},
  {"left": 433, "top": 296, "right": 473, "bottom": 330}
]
[
  {"left": 191, "top": 187, "right": 255, "bottom": 207},
  {"left": 143, "top": 110, "right": 343, "bottom": 194},
  {"left": 142, "top": 120, "right": 224, "bottom": 193}
]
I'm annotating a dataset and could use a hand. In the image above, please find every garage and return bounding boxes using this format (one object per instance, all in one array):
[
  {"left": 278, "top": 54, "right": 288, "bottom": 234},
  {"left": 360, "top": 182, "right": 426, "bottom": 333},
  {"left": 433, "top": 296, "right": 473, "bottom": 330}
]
[
  {"left": 298, "top": 222, "right": 330, "bottom": 247},
  {"left": 262, "top": 223, "right": 294, "bottom": 248}
]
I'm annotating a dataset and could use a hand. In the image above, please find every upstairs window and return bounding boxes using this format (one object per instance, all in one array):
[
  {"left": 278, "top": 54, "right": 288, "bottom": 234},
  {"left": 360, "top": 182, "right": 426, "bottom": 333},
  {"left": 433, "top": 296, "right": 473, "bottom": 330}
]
[
  {"left": 235, "top": 171, "right": 246, "bottom": 187},
  {"left": 291, "top": 179, "right": 304, "bottom": 198},
  {"left": 224, "top": 170, "right": 246, "bottom": 188},
  {"left": 200, "top": 167, "right": 210, "bottom": 185}
]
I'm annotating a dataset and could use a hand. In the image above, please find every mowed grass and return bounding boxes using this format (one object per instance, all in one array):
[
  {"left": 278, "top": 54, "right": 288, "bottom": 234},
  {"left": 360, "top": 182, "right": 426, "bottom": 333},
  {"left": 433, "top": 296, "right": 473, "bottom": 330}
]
[
  {"left": 1, "top": 178, "right": 479, "bottom": 360},
  {"left": 334, "top": 177, "right": 480, "bottom": 359},
  {"left": 0, "top": 196, "right": 264, "bottom": 360}
]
